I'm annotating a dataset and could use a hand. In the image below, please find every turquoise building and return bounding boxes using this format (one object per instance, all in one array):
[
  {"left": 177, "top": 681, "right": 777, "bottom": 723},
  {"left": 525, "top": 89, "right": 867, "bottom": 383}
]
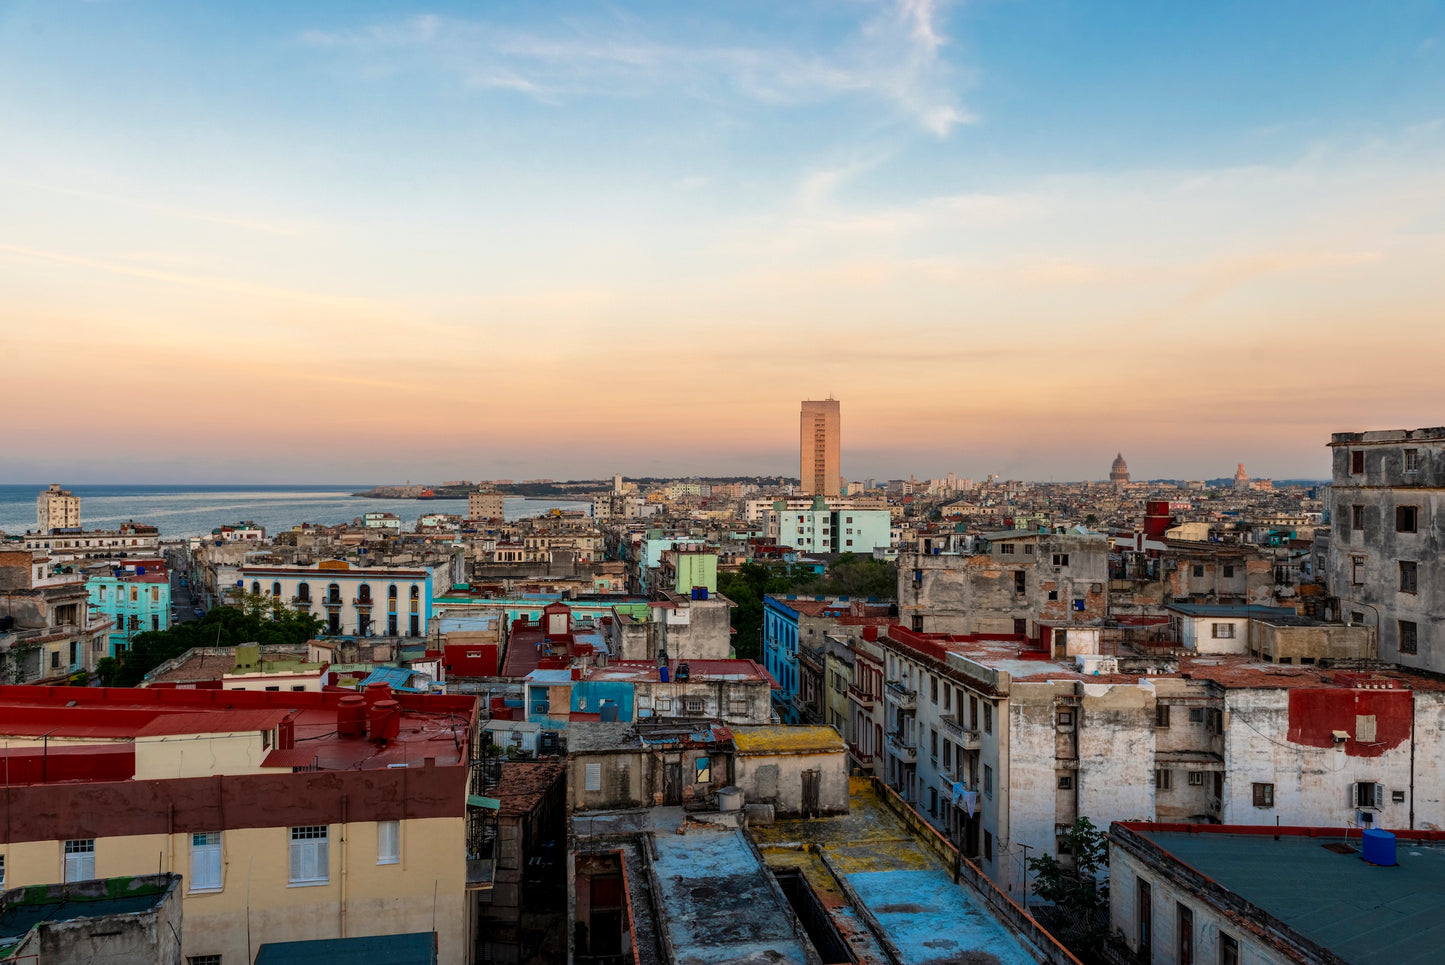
[{"left": 87, "top": 568, "right": 171, "bottom": 657}]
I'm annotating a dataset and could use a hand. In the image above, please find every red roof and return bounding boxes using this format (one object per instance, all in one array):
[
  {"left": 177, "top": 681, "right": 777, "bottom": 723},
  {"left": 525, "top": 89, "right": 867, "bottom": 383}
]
[{"left": 135, "top": 709, "right": 291, "bottom": 737}]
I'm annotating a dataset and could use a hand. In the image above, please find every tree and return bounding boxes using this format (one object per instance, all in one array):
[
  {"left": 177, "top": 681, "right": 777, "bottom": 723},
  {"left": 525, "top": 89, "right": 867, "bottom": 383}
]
[
  {"left": 1027, "top": 817, "right": 1111, "bottom": 961},
  {"left": 106, "top": 602, "right": 324, "bottom": 687}
]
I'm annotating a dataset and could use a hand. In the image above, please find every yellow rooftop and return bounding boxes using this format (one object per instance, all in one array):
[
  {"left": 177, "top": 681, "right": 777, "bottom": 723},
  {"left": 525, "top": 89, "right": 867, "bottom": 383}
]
[{"left": 731, "top": 725, "right": 846, "bottom": 755}]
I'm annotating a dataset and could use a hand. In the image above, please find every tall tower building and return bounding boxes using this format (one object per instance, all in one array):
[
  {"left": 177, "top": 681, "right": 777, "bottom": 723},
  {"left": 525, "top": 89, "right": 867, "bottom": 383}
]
[
  {"left": 36, "top": 483, "right": 80, "bottom": 532},
  {"left": 799, "top": 399, "right": 841, "bottom": 496}
]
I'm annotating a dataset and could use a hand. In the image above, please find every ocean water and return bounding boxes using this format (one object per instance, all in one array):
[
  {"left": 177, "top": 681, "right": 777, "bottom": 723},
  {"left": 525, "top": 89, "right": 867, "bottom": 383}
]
[{"left": 0, "top": 484, "right": 591, "bottom": 540}]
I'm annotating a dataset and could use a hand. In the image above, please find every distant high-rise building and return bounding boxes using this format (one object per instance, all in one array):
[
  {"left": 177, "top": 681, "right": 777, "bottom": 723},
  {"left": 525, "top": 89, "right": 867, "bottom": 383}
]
[
  {"left": 613, "top": 474, "right": 624, "bottom": 494},
  {"left": 799, "top": 399, "right": 841, "bottom": 496},
  {"left": 1110, "top": 453, "right": 1130, "bottom": 488},
  {"left": 36, "top": 483, "right": 80, "bottom": 532},
  {"left": 1233, "top": 463, "right": 1250, "bottom": 490}
]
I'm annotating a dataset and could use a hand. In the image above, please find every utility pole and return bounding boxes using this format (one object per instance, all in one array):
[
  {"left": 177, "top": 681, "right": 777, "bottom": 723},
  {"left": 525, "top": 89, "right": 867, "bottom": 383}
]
[{"left": 1011, "top": 837, "right": 1034, "bottom": 907}]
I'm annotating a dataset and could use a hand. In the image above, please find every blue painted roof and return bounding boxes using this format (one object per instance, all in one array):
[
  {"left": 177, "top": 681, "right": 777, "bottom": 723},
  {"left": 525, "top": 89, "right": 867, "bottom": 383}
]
[
  {"left": 254, "top": 932, "right": 436, "bottom": 965},
  {"left": 358, "top": 666, "right": 422, "bottom": 692}
]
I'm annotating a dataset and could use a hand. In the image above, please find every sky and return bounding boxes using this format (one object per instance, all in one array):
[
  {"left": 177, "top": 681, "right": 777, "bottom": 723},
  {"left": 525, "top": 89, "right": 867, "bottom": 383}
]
[{"left": 2, "top": 1, "right": 1444, "bottom": 484}]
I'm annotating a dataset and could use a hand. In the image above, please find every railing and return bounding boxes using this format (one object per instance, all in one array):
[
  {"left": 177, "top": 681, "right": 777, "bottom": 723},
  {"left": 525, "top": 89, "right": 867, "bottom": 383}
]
[
  {"left": 323, "top": 596, "right": 344, "bottom": 606},
  {"left": 938, "top": 715, "right": 965, "bottom": 737},
  {"left": 888, "top": 732, "right": 918, "bottom": 762},
  {"left": 961, "top": 728, "right": 981, "bottom": 750},
  {"left": 884, "top": 679, "right": 917, "bottom": 710},
  {"left": 847, "top": 742, "right": 874, "bottom": 765},
  {"left": 847, "top": 684, "right": 876, "bottom": 707},
  {"left": 353, "top": 597, "right": 374, "bottom": 607}
]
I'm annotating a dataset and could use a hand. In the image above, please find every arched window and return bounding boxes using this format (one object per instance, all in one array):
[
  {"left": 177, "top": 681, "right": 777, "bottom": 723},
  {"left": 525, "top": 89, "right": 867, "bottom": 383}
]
[
  {"left": 328, "top": 582, "right": 341, "bottom": 605},
  {"left": 409, "top": 585, "right": 419, "bottom": 599},
  {"left": 410, "top": 584, "right": 420, "bottom": 614},
  {"left": 388, "top": 584, "right": 398, "bottom": 599},
  {"left": 251, "top": 581, "right": 261, "bottom": 595},
  {"left": 272, "top": 581, "right": 282, "bottom": 598},
  {"left": 298, "top": 582, "right": 310, "bottom": 602},
  {"left": 358, "top": 583, "right": 372, "bottom": 604}
]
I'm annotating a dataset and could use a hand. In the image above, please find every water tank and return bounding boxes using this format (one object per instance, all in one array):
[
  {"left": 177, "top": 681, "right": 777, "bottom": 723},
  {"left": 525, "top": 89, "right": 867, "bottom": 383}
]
[
  {"left": 337, "top": 695, "right": 367, "bottom": 737},
  {"left": 363, "top": 681, "right": 392, "bottom": 709},
  {"left": 718, "top": 786, "right": 745, "bottom": 811},
  {"left": 599, "top": 700, "right": 618, "bottom": 723},
  {"left": 1361, "top": 828, "right": 1397, "bottom": 866},
  {"left": 659, "top": 665, "right": 670, "bottom": 683},
  {"left": 369, "top": 699, "right": 402, "bottom": 744},
  {"left": 677, "top": 662, "right": 691, "bottom": 681}
]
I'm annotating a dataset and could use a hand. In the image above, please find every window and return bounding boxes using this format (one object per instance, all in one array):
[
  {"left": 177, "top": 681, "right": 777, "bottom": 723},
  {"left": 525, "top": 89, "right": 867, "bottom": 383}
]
[
  {"left": 1052, "top": 553, "right": 1069, "bottom": 567},
  {"left": 695, "top": 757, "right": 711, "bottom": 783},
  {"left": 1220, "top": 933, "right": 1239, "bottom": 965},
  {"left": 289, "top": 826, "right": 329, "bottom": 885},
  {"left": 1351, "top": 450, "right": 1365, "bottom": 474},
  {"left": 1192, "top": 564, "right": 1205, "bottom": 578},
  {"left": 1058, "top": 775, "right": 1073, "bottom": 789},
  {"left": 1177, "top": 903, "right": 1194, "bottom": 965},
  {"left": 930, "top": 729, "right": 938, "bottom": 760},
  {"left": 0, "top": 854, "right": 5, "bottom": 889},
  {"left": 1211, "top": 623, "right": 1235, "bottom": 639},
  {"left": 984, "top": 765, "right": 993, "bottom": 797},
  {"left": 984, "top": 831, "right": 993, "bottom": 862},
  {"left": 1252, "top": 783, "right": 1274, "bottom": 807},
  {"left": 297, "top": 583, "right": 310, "bottom": 602},
  {"left": 64, "top": 839, "right": 95, "bottom": 882},
  {"left": 1047, "top": 590, "right": 1059, "bottom": 601},
  {"left": 1188, "top": 771, "right": 1205, "bottom": 786},
  {"left": 1400, "top": 620, "right": 1418, "bottom": 655},
  {"left": 1400, "top": 561, "right": 1418, "bottom": 594},
  {"left": 1189, "top": 708, "right": 1204, "bottom": 723},
  {"left": 377, "top": 820, "right": 400, "bottom": 865},
  {"left": 1222, "top": 565, "right": 1235, "bottom": 578},
  {"left": 1013, "top": 571, "right": 1026, "bottom": 593},
  {"left": 1351, "top": 504, "right": 1364, "bottom": 531},
  {"left": 929, "top": 787, "right": 938, "bottom": 816},
  {"left": 1000, "top": 543, "right": 1015, "bottom": 555},
  {"left": 1156, "top": 704, "right": 1171, "bottom": 728},
  {"left": 1351, "top": 556, "right": 1366, "bottom": 586},
  {"left": 943, "top": 740, "right": 952, "bottom": 768},
  {"left": 1155, "top": 769, "right": 1171, "bottom": 790},
  {"left": 188, "top": 957, "right": 223, "bottom": 965},
  {"left": 1404, "top": 448, "right": 1420, "bottom": 473},
  {"left": 930, "top": 676, "right": 938, "bottom": 704},
  {"left": 684, "top": 696, "right": 705, "bottom": 714},
  {"left": 910, "top": 615, "right": 924, "bottom": 632},
  {"left": 191, "top": 832, "right": 222, "bottom": 891},
  {"left": 1137, "top": 880, "right": 1152, "bottom": 959},
  {"left": 1355, "top": 781, "right": 1384, "bottom": 809},
  {"left": 1057, "top": 710, "right": 1073, "bottom": 727},
  {"left": 983, "top": 703, "right": 993, "bottom": 734},
  {"left": 1356, "top": 714, "right": 1377, "bottom": 742},
  {"left": 1397, "top": 506, "right": 1418, "bottom": 533},
  {"left": 585, "top": 761, "right": 602, "bottom": 791}
]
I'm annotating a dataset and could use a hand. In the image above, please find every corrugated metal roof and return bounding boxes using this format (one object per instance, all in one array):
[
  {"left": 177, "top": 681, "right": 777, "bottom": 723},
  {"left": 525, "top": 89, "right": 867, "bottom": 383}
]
[{"left": 254, "top": 932, "right": 437, "bottom": 965}]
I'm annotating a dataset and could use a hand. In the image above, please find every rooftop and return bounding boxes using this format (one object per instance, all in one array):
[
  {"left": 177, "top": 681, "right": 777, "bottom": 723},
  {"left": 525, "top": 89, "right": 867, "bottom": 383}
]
[
  {"left": 1122, "top": 824, "right": 1445, "bottom": 965},
  {"left": 254, "top": 932, "right": 437, "bottom": 965},
  {"left": 752, "top": 779, "right": 1045, "bottom": 965},
  {"left": 493, "top": 761, "right": 565, "bottom": 817},
  {"left": 0, "top": 875, "right": 178, "bottom": 955},
  {"left": 0, "top": 685, "right": 475, "bottom": 780},
  {"left": 731, "top": 725, "right": 845, "bottom": 755}
]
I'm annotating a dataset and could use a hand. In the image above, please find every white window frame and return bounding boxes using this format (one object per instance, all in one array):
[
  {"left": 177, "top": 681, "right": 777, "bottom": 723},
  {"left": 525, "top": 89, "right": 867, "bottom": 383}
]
[
  {"left": 288, "top": 826, "right": 329, "bottom": 886},
  {"left": 190, "top": 832, "right": 223, "bottom": 892},
  {"left": 64, "top": 839, "right": 95, "bottom": 882},
  {"left": 377, "top": 820, "right": 400, "bottom": 865}
]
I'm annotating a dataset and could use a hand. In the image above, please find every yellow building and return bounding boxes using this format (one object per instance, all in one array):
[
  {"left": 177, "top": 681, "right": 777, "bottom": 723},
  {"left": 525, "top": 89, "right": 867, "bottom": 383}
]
[{"left": 0, "top": 684, "right": 480, "bottom": 964}]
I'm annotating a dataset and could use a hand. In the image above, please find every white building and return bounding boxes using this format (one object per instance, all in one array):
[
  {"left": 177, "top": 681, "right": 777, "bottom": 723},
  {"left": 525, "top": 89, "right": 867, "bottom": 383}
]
[
  {"left": 771, "top": 497, "right": 892, "bottom": 555},
  {"left": 36, "top": 484, "right": 80, "bottom": 532},
  {"left": 237, "top": 561, "right": 438, "bottom": 638}
]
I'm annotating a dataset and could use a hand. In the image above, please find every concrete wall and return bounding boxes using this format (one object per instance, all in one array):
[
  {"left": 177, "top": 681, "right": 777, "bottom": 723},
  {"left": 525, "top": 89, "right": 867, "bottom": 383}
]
[
  {"left": 733, "top": 749, "right": 848, "bottom": 815},
  {"left": 3, "top": 874, "right": 183, "bottom": 965},
  {"left": 1109, "top": 836, "right": 1303, "bottom": 965}
]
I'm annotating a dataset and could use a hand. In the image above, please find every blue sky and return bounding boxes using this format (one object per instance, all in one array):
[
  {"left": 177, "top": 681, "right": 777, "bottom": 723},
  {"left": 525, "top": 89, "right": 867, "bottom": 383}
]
[{"left": 2, "top": 2, "right": 1444, "bottom": 483}]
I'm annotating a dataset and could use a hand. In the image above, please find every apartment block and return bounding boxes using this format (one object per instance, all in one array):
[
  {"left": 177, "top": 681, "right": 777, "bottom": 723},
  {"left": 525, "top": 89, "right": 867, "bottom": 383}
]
[
  {"left": 1327, "top": 427, "right": 1445, "bottom": 672},
  {"left": 799, "top": 399, "right": 841, "bottom": 497}
]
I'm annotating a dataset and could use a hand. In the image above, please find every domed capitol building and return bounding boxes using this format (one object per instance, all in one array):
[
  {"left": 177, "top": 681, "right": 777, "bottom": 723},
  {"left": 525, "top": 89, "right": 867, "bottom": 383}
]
[{"left": 1110, "top": 453, "right": 1130, "bottom": 488}]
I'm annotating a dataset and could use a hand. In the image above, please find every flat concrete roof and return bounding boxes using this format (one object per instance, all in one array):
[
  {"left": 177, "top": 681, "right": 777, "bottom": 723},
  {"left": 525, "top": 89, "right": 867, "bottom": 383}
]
[
  {"left": 731, "top": 725, "right": 845, "bottom": 755},
  {"left": 1141, "top": 830, "right": 1445, "bottom": 964},
  {"left": 753, "top": 779, "right": 1042, "bottom": 965},
  {"left": 650, "top": 825, "right": 813, "bottom": 964}
]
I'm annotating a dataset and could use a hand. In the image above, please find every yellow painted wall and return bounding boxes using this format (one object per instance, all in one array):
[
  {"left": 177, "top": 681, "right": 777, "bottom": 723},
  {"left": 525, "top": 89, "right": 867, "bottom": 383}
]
[
  {"left": 134, "top": 731, "right": 279, "bottom": 779},
  {"left": 0, "top": 816, "right": 468, "bottom": 964}
]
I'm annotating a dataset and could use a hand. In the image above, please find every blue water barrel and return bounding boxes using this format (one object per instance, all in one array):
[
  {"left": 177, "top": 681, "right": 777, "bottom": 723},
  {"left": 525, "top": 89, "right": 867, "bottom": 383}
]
[
  {"left": 659, "top": 665, "right": 670, "bottom": 683},
  {"left": 1361, "top": 827, "right": 1397, "bottom": 866}
]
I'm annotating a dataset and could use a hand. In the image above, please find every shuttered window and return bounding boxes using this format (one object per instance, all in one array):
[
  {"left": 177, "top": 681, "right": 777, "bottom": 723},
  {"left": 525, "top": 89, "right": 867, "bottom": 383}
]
[
  {"left": 377, "top": 821, "right": 400, "bottom": 865},
  {"left": 289, "top": 826, "right": 329, "bottom": 885},
  {"left": 190, "top": 832, "right": 222, "bottom": 891},
  {"left": 585, "top": 761, "right": 602, "bottom": 792},
  {"left": 64, "top": 839, "right": 95, "bottom": 882}
]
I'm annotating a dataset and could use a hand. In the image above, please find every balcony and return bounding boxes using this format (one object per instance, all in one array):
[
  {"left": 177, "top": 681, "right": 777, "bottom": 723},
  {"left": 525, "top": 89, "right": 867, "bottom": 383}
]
[
  {"left": 938, "top": 715, "right": 965, "bottom": 738},
  {"left": 884, "top": 680, "right": 917, "bottom": 711},
  {"left": 291, "top": 596, "right": 312, "bottom": 607},
  {"left": 797, "top": 643, "right": 824, "bottom": 670},
  {"left": 961, "top": 728, "right": 981, "bottom": 750},
  {"left": 888, "top": 733, "right": 918, "bottom": 763},
  {"left": 847, "top": 684, "right": 877, "bottom": 709},
  {"left": 322, "top": 596, "right": 345, "bottom": 608},
  {"left": 847, "top": 742, "right": 874, "bottom": 766},
  {"left": 353, "top": 597, "right": 375, "bottom": 608}
]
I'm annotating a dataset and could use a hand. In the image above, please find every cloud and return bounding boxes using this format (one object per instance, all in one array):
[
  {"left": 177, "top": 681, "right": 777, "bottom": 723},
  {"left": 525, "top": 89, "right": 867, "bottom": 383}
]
[{"left": 298, "top": 1, "right": 972, "bottom": 136}]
